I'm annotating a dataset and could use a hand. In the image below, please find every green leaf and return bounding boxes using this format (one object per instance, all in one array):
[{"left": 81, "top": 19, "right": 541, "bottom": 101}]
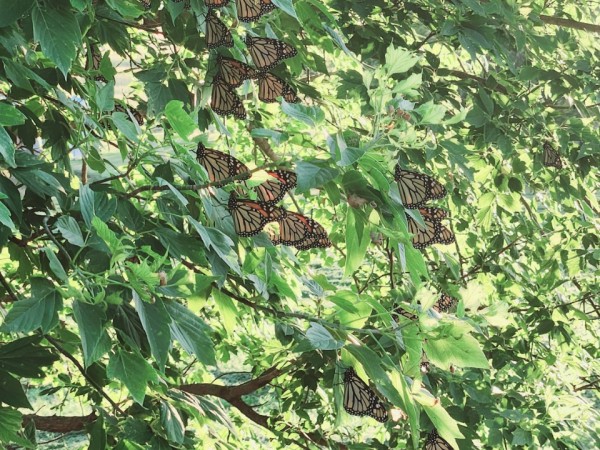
[
  {"left": 164, "top": 301, "right": 216, "bottom": 366},
  {"left": 107, "top": 349, "right": 158, "bottom": 404},
  {"left": 0, "top": 127, "right": 16, "bottom": 168},
  {"left": 105, "top": 0, "right": 144, "bottom": 18},
  {"left": 88, "top": 415, "right": 107, "bottom": 450},
  {"left": 0, "top": 370, "right": 33, "bottom": 409},
  {"left": 0, "top": 176, "right": 22, "bottom": 223},
  {"left": 421, "top": 402, "right": 464, "bottom": 450},
  {"left": 344, "top": 209, "right": 370, "bottom": 277},
  {"left": 306, "top": 323, "right": 344, "bottom": 350},
  {"left": 160, "top": 401, "right": 185, "bottom": 444},
  {"left": 272, "top": 0, "right": 298, "bottom": 19},
  {"left": 0, "top": 0, "right": 35, "bottom": 27},
  {"left": 32, "top": 3, "right": 82, "bottom": 76},
  {"left": 55, "top": 216, "right": 85, "bottom": 246},
  {"left": 80, "top": 185, "right": 117, "bottom": 228},
  {"left": 0, "top": 201, "right": 16, "bottom": 231},
  {"left": 111, "top": 112, "right": 140, "bottom": 143},
  {"left": 424, "top": 330, "right": 489, "bottom": 370},
  {"left": 72, "top": 301, "right": 112, "bottom": 367},
  {"left": 134, "top": 294, "right": 172, "bottom": 371},
  {"left": 92, "top": 216, "right": 120, "bottom": 253},
  {"left": 0, "top": 103, "right": 26, "bottom": 126},
  {"left": 295, "top": 161, "right": 339, "bottom": 192},
  {"left": 43, "top": 247, "right": 68, "bottom": 281},
  {"left": 95, "top": 81, "right": 115, "bottom": 112},
  {"left": 0, "top": 407, "right": 28, "bottom": 446},
  {"left": 0, "top": 278, "right": 62, "bottom": 333},
  {"left": 393, "top": 72, "right": 422, "bottom": 95},
  {"left": 189, "top": 217, "right": 241, "bottom": 275},
  {"left": 212, "top": 290, "right": 238, "bottom": 335},
  {"left": 385, "top": 45, "right": 420, "bottom": 75},
  {"left": 0, "top": 336, "right": 58, "bottom": 378},
  {"left": 337, "top": 297, "right": 372, "bottom": 330},
  {"left": 164, "top": 100, "right": 197, "bottom": 140},
  {"left": 281, "top": 101, "right": 325, "bottom": 127},
  {"left": 416, "top": 101, "right": 446, "bottom": 124}
]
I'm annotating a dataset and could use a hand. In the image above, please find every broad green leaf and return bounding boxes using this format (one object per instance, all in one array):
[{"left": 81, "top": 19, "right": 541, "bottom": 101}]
[
  {"left": 0, "top": 336, "right": 58, "bottom": 378},
  {"left": 92, "top": 216, "right": 120, "bottom": 253},
  {"left": 134, "top": 294, "right": 171, "bottom": 371},
  {"left": 424, "top": 331, "right": 489, "bottom": 370},
  {"left": 160, "top": 401, "right": 185, "bottom": 444},
  {"left": 107, "top": 349, "right": 158, "bottom": 404},
  {"left": 0, "top": 202, "right": 15, "bottom": 231},
  {"left": 43, "top": 247, "right": 68, "bottom": 281},
  {"left": 421, "top": 402, "right": 464, "bottom": 450},
  {"left": 385, "top": 45, "right": 420, "bottom": 75},
  {"left": 55, "top": 216, "right": 85, "bottom": 246},
  {"left": 164, "top": 100, "right": 197, "bottom": 140},
  {"left": 88, "top": 415, "right": 106, "bottom": 450},
  {"left": 327, "top": 290, "right": 359, "bottom": 314},
  {"left": 393, "top": 72, "right": 423, "bottom": 95},
  {"left": 95, "top": 81, "right": 115, "bottom": 112},
  {"left": 0, "top": 176, "right": 22, "bottom": 223},
  {"left": 272, "top": 0, "right": 298, "bottom": 20},
  {"left": 80, "top": 185, "right": 117, "bottom": 228},
  {"left": 0, "top": 407, "right": 29, "bottom": 446},
  {"left": 416, "top": 101, "right": 446, "bottom": 124},
  {"left": 111, "top": 112, "right": 139, "bottom": 143},
  {"left": 344, "top": 209, "right": 370, "bottom": 277},
  {"left": 72, "top": 301, "right": 111, "bottom": 367},
  {"left": 164, "top": 301, "right": 216, "bottom": 366},
  {"left": 0, "top": 0, "right": 35, "bottom": 27},
  {"left": 189, "top": 217, "right": 241, "bottom": 275},
  {"left": 281, "top": 101, "right": 324, "bottom": 126},
  {"left": 337, "top": 297, "right": 372, "bottom": 330},
  {"left": 0, "top": 127, "right": 16, "bottom": 168},
  {"left": 105, "top": 0, "right": 144, "bottom": 18},
  {"left": 0, "top": 370, "right": 33, "bottom": 409},
  {"left": 0, "top": 278, "right": 62, "bottom": 333},
  {"left": 32, "top": 3, "right": 82, "bottom": 76},
  {"left": 0, "top": 103, "right": 25, "bottom": 126},
  {"left": 212, "top": 290, "right": 238, "bottom": 335},
  {"left": 295, "top": 161, "right": 339, "bottom": 192},
  {"left": 306, "top": 323, "right": 344, "bottom": 350}
]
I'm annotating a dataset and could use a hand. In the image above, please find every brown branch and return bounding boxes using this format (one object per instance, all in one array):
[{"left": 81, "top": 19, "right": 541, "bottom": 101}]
[
  {"left": 0, "top": 271, "right": 19, "bottom": 303},
  {"left": 442, "top": 69, "right": 508, "bottom": 94},
  {"left": 539, "top": 15, "right": 600, "bottom": 34},
  {"left": 247, "top": 124, "right": 280, "bottom": 162},
  {"left": 23, "top": 413, "right": 96, "bottom": 433},
  {"left": 462, "top": 236, "right": 523, "bottom": 279}
]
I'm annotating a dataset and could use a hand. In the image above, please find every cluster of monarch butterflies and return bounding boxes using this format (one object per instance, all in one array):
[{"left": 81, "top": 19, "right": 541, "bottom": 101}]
[
  {"left": 543, "top": 141, "right": 563, "bottom": 169},
  {"left": 342, "top": 368, "right": 455, "bottom": 448},
  {"left": 394, "top": 164, "right": 455, "bottom": 249},
  {"left": 205, "top": 1, "right": 299, "bottom": 118},
  {"left": 196, "top": 144, "right": 331, "bottom": 249}
]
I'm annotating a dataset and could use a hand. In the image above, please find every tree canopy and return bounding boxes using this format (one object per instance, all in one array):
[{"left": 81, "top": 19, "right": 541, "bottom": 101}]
[{"left": 0, "top": 0, "right": 598, "bottom": 448}]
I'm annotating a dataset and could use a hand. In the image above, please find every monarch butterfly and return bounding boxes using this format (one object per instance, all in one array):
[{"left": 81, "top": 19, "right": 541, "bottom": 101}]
[
  {"left": 114, "top": 103, "right": 145, "bottom": 125},
  {"left": 543, "top": 142, "right": 563, "bottom": 169},
  {"left": 236, "top": 0, "right": 276, "bottom": 22},
  {"left": 206, "top": 10, "right": 233, "bottom": 49},
  {"left": 196, "top": 143, "right": 250, "bottom": 183},
  {"left": 267, "top": 209, "right": 331, "bottom": 249},
  {"left": 140, "top": 0, "right": 152, "bottom": 9},
  {"left": 434, "top": 294, "right": 457, "bottom": 313},
  {"left": 217, "top": 56, "right": 257, "bottom": 88},
  {"left": 227, "top": 194, "right": 277, "bottom": 237},
  {"left": 426, "top": 430, "right": 454, "bottom": 450},
  {"left": 206, "top": 0, "right": 230, "bottom": 7},
  {"left": 211, "top": 76, "right": 246, "bottom": 119},
  {"left": 406, "top": 208, "right": 455, "bottom": 249},
  {"left": 255, "top": 169, "right": 297, "bottom": 204},
  {"left": 394, "top": 165, "right": 446, "bottom": 209},
  {"left": 86, "top": 43, "right": 108, "bottom": 83},
  {"left": 257, "top": 72, "right": 299, "bottom": 103},
  {"left": 342, "top": 368, "right": 389, "bottom": 423},
  {"left": 245, "top": 36, "right": 297, "bottom": 71},
  {"left": 393, "top": 305, "right": 418, "bottom": 321}
]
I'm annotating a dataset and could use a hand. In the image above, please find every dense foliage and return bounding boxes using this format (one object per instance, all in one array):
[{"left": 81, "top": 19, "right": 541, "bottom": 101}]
[{"left": 0, "top": 0, "right": 598, "bottom": 448}]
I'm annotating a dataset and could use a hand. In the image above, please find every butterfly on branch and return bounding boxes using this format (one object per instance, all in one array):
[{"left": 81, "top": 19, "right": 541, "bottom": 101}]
[
  {"left": 196, "top": 143, "right": 250, "bottom": 184},
  {"left": 245, "top": 36, "right": 297, "bottom": 71}
]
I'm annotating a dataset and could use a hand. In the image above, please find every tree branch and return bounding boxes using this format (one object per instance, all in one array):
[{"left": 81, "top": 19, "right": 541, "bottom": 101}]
[
  {"left": 540, "top": 15, "right": 600, "bottom": 34},
  {"left": 23, "top": 413, "right": 96, "bottom": 433}
]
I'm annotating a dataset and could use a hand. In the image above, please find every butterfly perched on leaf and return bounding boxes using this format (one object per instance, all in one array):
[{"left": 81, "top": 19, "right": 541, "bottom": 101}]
[
  {"left": 425, "top": 430, "right": 454, "bottom": 450},
  {"left": 543, "top": 142, "right": 563, "bottom": 169},
  {"left": 406, "top": 207, "right": 454, "bottom": 249},
  {"left": 211, "top": 76, "right": 246, "bottom": 119},
  {"left": 217, "top": 56, "right": 257, "bottom": 88},
  {"left": 227, "top": 194, "right": 277, "bottom": 237},
  {"left": 196, "top": 143, "right": 250, "bottom": 183},
  {"left": 434, "top": 294, "right": 457, "bottom": 313},
  {"left": 257, "top": 73, "right": 299, "bottom": 103},
  {"left": 206, "top": 10, "right": 233, "bottom": 49},
  {"left": 268, "top": 209, "right": 331, "bottom": 250},
  {"left": 236, "top": 0, "right": 277, "bottom": 22},
  {"left": 394, "top": 165, "right": 446, "bottom": 209},
  {"left": 254, "top": 169, "right": 297, "bottom": 204},
  {"left": 342, "top": 367, "right": 388, "bottom": 423},
  {"left": 245, "top": 36, "right": 297, "bottom": 71}
]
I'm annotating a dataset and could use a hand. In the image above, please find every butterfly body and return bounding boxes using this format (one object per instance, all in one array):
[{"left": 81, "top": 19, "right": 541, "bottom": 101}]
[
  {"left": 255, "top": 169, "right": 297, "bottom": 204},
  {"left": 245, "top": 36, "right": 297, "bottom": 71},
  {"left": 211, "top": 76, "right": 246, "bottom": 119},
  {"left": 407, "top": 207, "right": 454, "bottom": 249},
  {"left": 196, "top": 143, "right": 250, "bottom": 183},
  {"left": 543, "top": 142, "right": 563, "bottom": 169},
  {"left": 217, "top": 56, "right": 257, "bottom": 88},
  {"left": 426, "top": 430, "right": 454, "bottom": 450},
  {"left": 206, "top": 10, "right": 233, "bottom": 49},
  {"left": 236, "top": 0, "right": 276, "bottom": 22},
  {"left": 394, "top": 165, "right": 446, "bottom": 209},
  {"left": 227, "top": 194, "right": 276, "bottom": 237},
  {"left": 257, "top": 73, "right": 299, "bottom": 103}
]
